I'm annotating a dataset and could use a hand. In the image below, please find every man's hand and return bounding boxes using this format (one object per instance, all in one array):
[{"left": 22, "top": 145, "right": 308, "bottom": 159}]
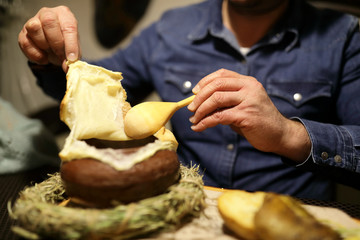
[
  {"left": 18, "top": 6, "right": 81, "bottom": 72},
  {"left": 188, "top": 69, "right": 311, "bottom": 163}
]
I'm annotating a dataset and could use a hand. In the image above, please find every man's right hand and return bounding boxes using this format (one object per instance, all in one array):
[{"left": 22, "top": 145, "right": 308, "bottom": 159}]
[{"left": 18, "top": 6, "right": 81, "bottom": 72}]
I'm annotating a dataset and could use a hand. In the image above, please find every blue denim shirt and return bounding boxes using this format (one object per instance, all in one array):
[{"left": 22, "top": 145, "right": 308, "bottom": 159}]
[{"left": 34, "top": 0, "right": 360, "bottom": 200}]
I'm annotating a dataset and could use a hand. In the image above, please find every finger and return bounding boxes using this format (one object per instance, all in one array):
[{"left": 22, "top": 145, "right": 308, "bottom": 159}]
[
  {"left": 18, "top": 27, "right": 49, "bottom": 64},
  {"left": 24, "top": 17, "right": 50, "bottom": 51},
  {"left": 188, "top": 77, "right": 243, "bottom": 112},
  {"left": 38, "top": 8, "right": 66, "bottom": 61},
  {"left": 57, "top": 6, "right": 80, "bottom": 61},
  {"left": 191, "top": 107, "right": 241, "bottom": 132},
  {"left": 192, "top": 69, "right": 240, "bottom": 94},
  {"left": 189, "top": 91, "right": 242, "bottom": 125}
]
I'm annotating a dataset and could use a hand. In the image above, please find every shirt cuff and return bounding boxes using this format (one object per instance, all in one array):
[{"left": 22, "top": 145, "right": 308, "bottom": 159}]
[
  {"left": 283, "top": 117, "right": 359, "bottom": 173},
  {"left": 281, "top": 118, "right": 360, "bottom": 189}
]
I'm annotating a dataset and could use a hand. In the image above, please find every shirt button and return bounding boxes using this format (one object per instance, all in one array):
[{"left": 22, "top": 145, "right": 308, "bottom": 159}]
[
  {"left": 321, "top": 152, "right": 328, "bottom": 160},
  {"left": 183, "top": 81, "right": 192, "bottom": 89},
  {"left": 227, "top": 144, "right": 234, "bottom": 151},
  {"left": 293, "top": 93, "right": 302, "bottom": 102},
  {"left": 334, "top": 155, "right": 342, "bottom": 163}
]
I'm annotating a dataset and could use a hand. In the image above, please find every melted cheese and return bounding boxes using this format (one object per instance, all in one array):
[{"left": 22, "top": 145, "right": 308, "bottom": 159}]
[
  {"left": 61, "top": 133, "right": 175, "bottom": 170},
  {"left": 60, "top": 60, "right": 131, "bottom": 141},
  {"left": 59, "top": 61, "right": 177, "bottom": 170}
]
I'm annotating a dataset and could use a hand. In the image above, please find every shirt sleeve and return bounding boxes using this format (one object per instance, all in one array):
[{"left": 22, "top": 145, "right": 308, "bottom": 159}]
[
  {"left": 289, "top": 118, "right": 360, "bottom": 189},
  {"left": 28, "top": 62, "right": 67, "bottom": 101},
  {"left": 91, "top": 23, "right": 160, "bottom": 105}
]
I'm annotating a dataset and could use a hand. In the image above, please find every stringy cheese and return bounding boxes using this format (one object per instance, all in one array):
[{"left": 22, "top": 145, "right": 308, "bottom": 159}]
[
  {"left": 60, "top": 60, "right": 131, "bottom": 141},
  {"left": 59, "top": 61, "right": 177, "bottom": 170}
]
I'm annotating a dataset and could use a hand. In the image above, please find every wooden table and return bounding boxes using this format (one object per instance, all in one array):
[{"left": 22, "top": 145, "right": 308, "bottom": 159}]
[{"left": 155, "top": 186, "right": 360, "bottom": 239}]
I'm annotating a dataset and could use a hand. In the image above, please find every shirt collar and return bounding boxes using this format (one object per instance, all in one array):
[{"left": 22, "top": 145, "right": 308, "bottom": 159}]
[
  {"left": 188, "top": 0, "right": 305, "bottom": 52},
  {"left": 187, "top": 0, "right": 223, "bottom": 41},
  {"left": 262, "top": 0, "right": 304, "bottom": 52}
]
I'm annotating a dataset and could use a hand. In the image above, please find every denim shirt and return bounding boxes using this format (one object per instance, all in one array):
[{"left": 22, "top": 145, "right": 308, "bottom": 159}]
[{"left": 34, "top": 0, "right": 360, "bottom": 200}]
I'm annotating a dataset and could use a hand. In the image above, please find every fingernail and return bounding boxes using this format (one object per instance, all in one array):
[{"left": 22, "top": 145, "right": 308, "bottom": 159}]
[
  {"left": 189, "top": 116, "right": 194, "bottom": 123},
  {"left": 192, "top": 85, "right": 200, "bottom": 94},
  {"left": 188, "top": 102, "right": 195, "bottom": 111},
  {"left": 67, "top": 52, "right": 77, "bottom": 62}
]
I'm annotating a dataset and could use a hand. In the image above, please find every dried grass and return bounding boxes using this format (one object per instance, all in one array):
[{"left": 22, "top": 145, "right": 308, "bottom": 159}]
[{"left": 9, "top": 165, "right": 205, "bottom": 240}]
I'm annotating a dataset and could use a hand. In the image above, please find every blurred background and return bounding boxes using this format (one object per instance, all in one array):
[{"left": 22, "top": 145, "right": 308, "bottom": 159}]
[
  {"left": 0, "top": 0, "right": 359, "bottom": 203},
  {"left": 0, "top": 0, "right": 202, "bottom": 128}
]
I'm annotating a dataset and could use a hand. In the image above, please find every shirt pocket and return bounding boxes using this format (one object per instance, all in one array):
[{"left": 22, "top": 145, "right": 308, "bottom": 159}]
[
  {"left": 163, "top": 66, "right": 209, "bottom": 100},
  {"left": 266, "top": 79, "right": 332, "bottom": 108}
]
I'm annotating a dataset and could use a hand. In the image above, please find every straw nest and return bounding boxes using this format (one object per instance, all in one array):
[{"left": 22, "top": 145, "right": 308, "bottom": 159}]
[{"left": 9, "top": 165, "right": 205, "bottom": 240}]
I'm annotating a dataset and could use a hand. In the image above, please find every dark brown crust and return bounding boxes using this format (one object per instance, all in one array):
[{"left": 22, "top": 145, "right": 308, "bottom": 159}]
[{"left": 60, "top": 150, "right": 179, "bottom": 207}]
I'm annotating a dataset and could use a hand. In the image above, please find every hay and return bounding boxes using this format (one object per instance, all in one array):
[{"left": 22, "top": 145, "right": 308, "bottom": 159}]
[{"left": 9, "top": 165, "right": 205, "bottom": 240}]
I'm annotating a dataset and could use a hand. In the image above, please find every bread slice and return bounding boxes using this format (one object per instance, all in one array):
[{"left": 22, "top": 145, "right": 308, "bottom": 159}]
[
  {"left": 218, "top": 190, "right": 341, "bottom": 240},
  {"left": 218, "top": 190, "right": 265, "bottom": 240}
]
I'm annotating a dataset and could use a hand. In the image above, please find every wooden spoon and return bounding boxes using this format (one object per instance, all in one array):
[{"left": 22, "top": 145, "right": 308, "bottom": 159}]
[{"left": 124, "top": 95, "right": 195, "bottom": 139}]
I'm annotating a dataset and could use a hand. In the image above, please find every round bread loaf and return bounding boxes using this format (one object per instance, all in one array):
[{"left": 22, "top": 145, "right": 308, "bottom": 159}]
[{"left": 60, "top": 138, "right": 180, "bottom": 207}]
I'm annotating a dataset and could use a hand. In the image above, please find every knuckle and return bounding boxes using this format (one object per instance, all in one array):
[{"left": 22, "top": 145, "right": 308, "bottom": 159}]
[
  {"left": 213, "top": 78, "right": 226, "bottom": 90},
  {"left": 57, "top": 5, "right": 71, "bottom": 13},
  {"left": 198, "top": 120, "right": 207, "bottom": 129},
  {"left": 40, "top": 11, "right": 57, "bottom": 28},
  {"left": 25, "top": 18, "right": 41, "bottom": 33},
  {"left": 61, "top": 22, "right": 77, "bottom": 34},
  {"left": 212, "top": 111, "right": 224, "bottom": 121},
  {"left": 18, "top": 37, "right": 32, "bottom": 52},
  {"left": 212, "top": 92, "right": 225, "bottom": 105},
  {"left": 216, "top": 68, "right": 228, "bottom": 77},
  {"left": 252, "top": 79, "right": 264, "bottom": 90},
  {"left": 38, "top": 7, "right": 50, "bottom": 14},
  {"left": 245, "top": 76, "right": 264, "bottom": 90},
  {"left": 210, "top": 111, "right": 229, "bottom": 126},
  {"left": 248, "top": 76, "right": 260, "bottom": 84}
]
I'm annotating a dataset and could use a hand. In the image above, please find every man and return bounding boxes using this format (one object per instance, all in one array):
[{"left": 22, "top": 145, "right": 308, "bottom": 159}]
[{"left": 18, "top": 0, "right": 360, "bottom": 200}]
